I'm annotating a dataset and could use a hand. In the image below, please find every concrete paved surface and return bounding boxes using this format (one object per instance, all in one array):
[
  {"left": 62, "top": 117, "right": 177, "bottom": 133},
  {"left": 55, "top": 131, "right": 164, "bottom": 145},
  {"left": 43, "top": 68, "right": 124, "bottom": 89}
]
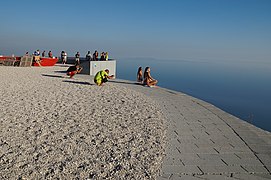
[
  {"left": 107, "top": 79, "right": 271, "bottom": 180},
  {"left": 73, "top": 74, "right": 271, "bottom": 179}
]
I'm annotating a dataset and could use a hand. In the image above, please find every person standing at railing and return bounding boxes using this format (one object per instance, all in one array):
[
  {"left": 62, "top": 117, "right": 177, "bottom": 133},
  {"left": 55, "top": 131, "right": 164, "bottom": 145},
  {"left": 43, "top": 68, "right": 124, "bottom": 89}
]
[
  {"left": 64, "top": 51, "right": 67, "bottom": 63},
  {"left": 75, "top": 51, "right": 80, "bottom": 64},
  {"left": 34, "top": 49, "right": 40, "bottom": 56},
  {"left": 48, "top": 51, "right": 53, "bottom": 58},
  {"left": 86, "top": 51, "right": 92, "bottom": 61},
  {"left": 100, "top": 52, "right": 105, "bottom": 61},
  {"left": 61, "top": 51, "right": 67, "bottom": 64},
  {"left": 93, "top": 50, "right": 98, "bottom": 61},
  {"left": 105, "top": 52, "right": 109, "bottom": 61}
]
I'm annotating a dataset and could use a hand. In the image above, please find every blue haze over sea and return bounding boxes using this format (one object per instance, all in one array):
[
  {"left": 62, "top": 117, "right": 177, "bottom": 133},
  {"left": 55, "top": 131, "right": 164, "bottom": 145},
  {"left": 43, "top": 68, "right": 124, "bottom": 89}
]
[{"left": 117, "top": 58, "right": 271, "bottom": 132}]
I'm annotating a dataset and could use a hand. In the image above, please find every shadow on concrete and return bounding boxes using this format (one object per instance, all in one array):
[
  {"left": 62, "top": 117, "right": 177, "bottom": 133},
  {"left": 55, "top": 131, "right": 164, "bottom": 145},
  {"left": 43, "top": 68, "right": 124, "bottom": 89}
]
[
  {"left": 62, "top": 80, "right": 93, "bottom": 86},
  {"left": 110, "top": 80, "right": 143, "bottom": 86},
  {"left": 42, "top": 74, "right": 64, "bottom": 78}
]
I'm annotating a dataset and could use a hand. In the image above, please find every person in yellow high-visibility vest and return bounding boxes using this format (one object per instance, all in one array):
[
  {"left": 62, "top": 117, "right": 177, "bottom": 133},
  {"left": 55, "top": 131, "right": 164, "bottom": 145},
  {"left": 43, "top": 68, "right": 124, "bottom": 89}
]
[{"left": 94, "top": 69, "right": 114, "bottom": 86}]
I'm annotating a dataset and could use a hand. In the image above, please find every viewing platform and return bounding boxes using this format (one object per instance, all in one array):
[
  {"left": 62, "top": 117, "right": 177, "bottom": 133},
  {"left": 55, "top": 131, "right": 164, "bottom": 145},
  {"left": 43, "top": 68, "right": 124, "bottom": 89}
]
[
  {"left": 64, "top": 57, "right": 116, "bottom": 77},
  {"left": 1, "top": 66, "right": 270, "bottom": 179},
  {"left": 108, "top": 78, "right": 271, "bottom": 179}
]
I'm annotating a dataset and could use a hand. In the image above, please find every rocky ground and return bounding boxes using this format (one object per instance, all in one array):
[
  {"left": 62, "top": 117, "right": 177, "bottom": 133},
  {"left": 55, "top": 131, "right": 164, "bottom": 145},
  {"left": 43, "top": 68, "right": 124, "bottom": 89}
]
[{"left": 0, "top": 66, "right": 166, "bottom": 179}]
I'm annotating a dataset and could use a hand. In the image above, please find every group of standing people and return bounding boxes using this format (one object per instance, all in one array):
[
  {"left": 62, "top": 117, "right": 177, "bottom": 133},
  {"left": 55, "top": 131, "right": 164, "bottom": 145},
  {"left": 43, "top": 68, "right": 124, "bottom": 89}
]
[
  {"left": 137, "top": 67, "right": 158, "bottom": 87},
  {"left": 61, "top": 50, "right": 109, "bottom": 64},
  {"left": 91, "top": 51, "right": 109, "bottom": 61},
  {"left": 32, "top": 50, "right": 54, "bottom": 58},
  {"left": 89, "top": 50, "right": 109, "bottom": 61}
]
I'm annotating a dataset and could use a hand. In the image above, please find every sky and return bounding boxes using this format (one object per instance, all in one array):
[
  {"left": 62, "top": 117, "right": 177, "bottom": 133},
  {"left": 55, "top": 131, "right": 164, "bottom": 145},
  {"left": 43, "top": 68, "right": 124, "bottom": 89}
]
[{"left": 0, "top": 0, "right": 271, "bottom": 61}]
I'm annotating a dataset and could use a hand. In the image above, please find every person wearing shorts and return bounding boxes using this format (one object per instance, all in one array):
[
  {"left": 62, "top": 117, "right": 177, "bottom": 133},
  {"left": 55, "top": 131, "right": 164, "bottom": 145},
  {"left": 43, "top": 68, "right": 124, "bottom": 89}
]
[
  {"left": 75, "top": 52, "right": 80, "bottom": 64},
  {"left": 66, "top": 64, "right": 83, "bottom": 78}
]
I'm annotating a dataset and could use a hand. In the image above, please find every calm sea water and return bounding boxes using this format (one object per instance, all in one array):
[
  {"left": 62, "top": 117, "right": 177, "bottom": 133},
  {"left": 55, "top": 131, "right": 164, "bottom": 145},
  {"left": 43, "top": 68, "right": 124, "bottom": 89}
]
[{"left": 116, "top": 58, "right": 271, "bottom": 132}]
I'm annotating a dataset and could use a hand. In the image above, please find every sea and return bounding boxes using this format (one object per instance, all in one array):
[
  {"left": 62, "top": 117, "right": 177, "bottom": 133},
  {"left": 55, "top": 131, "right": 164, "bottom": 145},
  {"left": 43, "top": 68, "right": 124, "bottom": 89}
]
[{"left": 116, "top": 58, "right": 271, "bottom": 132}]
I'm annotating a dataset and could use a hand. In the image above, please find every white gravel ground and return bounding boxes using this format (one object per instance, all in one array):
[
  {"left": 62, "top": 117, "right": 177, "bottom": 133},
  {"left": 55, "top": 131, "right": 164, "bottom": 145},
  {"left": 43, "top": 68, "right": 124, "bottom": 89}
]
[{"left": 0, "top": 66, "right": 166, "bottom": 179}]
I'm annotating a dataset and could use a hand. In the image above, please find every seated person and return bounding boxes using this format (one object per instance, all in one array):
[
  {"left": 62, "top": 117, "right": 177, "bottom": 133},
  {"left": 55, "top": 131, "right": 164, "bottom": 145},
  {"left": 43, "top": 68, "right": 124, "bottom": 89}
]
[
  {"left": 137, "top": 66, "right": 143, "bottom": 83},
  {"left": 66, "top": 64, "right": 83, "bottom": 78},
  {"left": 33, "top": 56, "right": 42, "bottom": 66},
  {"left": 143, "top": 67, "right": 158, "bottom": 87},
  {"left": 94, "top": 69, "right": 114, "bottom": 86}
]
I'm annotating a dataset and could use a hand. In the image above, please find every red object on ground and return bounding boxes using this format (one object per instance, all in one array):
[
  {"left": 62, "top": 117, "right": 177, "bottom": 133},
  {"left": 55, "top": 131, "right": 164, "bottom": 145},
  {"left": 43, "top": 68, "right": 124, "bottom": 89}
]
[
  {"left": 67, "top": 71, "right": 76, "bottom": 77},
  {"left": 32, "top": 57, "right": 58, "bottom": 66},
  {"left": 1, "top": 56, "right": 58, "bottom": 66}
]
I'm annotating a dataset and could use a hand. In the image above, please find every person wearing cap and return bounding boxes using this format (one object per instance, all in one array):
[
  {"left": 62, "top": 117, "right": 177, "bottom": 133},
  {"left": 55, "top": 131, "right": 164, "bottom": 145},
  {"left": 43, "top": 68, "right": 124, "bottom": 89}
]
[{"left": 94, "top": 69, "right": 114, "bottom": 86}]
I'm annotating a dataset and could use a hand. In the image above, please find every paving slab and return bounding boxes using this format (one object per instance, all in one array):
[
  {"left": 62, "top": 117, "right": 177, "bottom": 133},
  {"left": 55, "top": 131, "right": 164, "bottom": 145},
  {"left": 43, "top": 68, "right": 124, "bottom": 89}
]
[
  {"left": 158, "top": 174, "right": 205, "bottom": 180},
  {"left": 161, "top": 165, "right": 202, "bottom": 175},
  {"left": 241, "top": 165, "right": 269, "bottom": 173},
  {"left": 77, "top": 76, "right": 271, "bottom": 179},
  {"left": 231, "top": 173, "right": 271, "bottom": 180},
  {"left": 106, "top": 79, "right": 271, "bottom": 179}
]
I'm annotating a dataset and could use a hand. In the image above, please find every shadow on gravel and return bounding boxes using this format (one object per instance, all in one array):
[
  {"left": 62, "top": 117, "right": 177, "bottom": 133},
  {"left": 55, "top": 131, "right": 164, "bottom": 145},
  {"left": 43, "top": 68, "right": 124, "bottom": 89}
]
[
  {"left": 62, "top": 80, "right": 93, "bottom": 86},
  {"left": 54, "top": 70, "right": 67, "bottom": 73},
  {"left": 110, "top": 80, "right": 142, "bottom": 86},
  {"left": 42, "top": 74, "right": 64, "bottom": 78},
  {"left": 54, "top": 64, "right": 71, "bottom": 67}
]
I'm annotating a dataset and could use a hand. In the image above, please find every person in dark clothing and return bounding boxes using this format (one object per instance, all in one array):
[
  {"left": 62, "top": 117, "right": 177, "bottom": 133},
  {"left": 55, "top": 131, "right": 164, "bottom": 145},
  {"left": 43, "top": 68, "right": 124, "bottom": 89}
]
[
  {"left": 86, "top": 51, "right": 92, "bottom": 61},
  {"left": 48, "top": 51, "right": 53, "bottom": 58},
  {"left": 100, "top": 52, "right": 105, "bottom": 60},
  {"left": 75, "top": 52, "right": 80, "bottom": 64},
  {"left": 66, "top": 64, "right": 83, "bottom": 78},
  {"left": 137, "top": 66, "right": 143, "bottom": 83},
  {"left": 93, "top": 50, "right": 98, "bottom": 61}
]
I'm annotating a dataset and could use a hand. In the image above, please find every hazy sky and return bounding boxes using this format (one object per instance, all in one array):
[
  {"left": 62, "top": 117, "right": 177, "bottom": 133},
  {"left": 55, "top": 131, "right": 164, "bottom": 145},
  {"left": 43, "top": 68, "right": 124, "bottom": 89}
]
[{"left": 1, "top": 0, "right": 270, "bottom": 61}]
